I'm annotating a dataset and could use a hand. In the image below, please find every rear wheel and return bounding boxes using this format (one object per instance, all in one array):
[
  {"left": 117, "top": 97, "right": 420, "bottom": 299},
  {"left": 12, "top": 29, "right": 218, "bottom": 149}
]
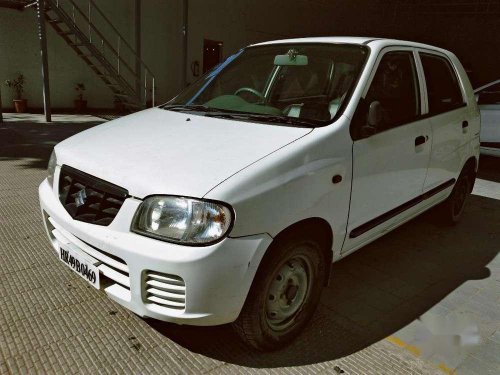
[
  {"left": 439, "top": 171, "right": 471, "bottom": 224},
  {"left": 233, "top": 235, "right": 326, "bottom": 351}
]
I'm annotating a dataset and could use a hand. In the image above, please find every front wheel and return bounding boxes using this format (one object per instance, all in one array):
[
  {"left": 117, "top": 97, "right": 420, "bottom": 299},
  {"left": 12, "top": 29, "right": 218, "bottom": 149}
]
[{"left": 233, "top": 235, "right": 326, "bottom": 351}]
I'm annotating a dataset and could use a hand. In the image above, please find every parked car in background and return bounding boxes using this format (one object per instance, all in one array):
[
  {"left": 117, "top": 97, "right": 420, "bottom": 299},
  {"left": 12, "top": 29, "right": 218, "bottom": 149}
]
[
  {"left": 474, "top": 79, "right": 500, "bottom": 156},
  {"left": 39, "top": 37, "right": 480, "bottom": 351}
]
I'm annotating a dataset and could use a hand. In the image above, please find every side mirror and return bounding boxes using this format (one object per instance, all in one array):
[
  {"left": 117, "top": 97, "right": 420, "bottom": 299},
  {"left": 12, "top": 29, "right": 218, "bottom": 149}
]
[{"left": 360, "top": 101, "right": 382, "bottom": 138}]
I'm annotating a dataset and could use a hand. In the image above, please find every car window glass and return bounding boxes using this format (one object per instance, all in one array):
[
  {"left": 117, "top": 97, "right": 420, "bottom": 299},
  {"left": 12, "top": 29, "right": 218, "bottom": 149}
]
[
  {"left": 194, "top": 54, "right": 275, "bottom": 104},
  {"left": 478, "top": 82, "right": 500, "bottom": 105},
  {"left": 169, "top": 44, "right": 369, "bottom": 124},
  {"left": 269, "top": 58, "right": 332, "bottom": 101},
  {"left": 364, "top": 51, "right": 420, "bottom": 131},
  {"left": 420, "top": 53, "right": 464, "bottom": 114}
]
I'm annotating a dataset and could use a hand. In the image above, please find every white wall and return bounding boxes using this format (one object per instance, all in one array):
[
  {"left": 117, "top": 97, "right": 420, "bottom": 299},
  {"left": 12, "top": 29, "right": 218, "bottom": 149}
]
[
  {"left": 0, "top": 8, "right": 108, "bottom": 109},
  {"left": 0, "top": 0, "right": 355, "bottom": 109},
  {"left": 184, "top": 0, "right": 347, "bottom": 85},
  {"left": 141, "top": 0, "right": 184, "bottom": 103},
  {"left": 1, "top": 1, "right": 495, "bottom": 110},
  {"left": 0, "top": 0, "right": 135, "bottom": 109},
  {"left": 185, "top": 0, "right": 246, "bottom": 86}
]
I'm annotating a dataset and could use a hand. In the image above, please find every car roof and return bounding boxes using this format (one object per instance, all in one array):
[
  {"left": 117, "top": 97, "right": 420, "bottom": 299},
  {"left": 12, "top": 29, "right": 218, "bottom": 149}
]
[
  {"left": 251, "top": 37, "right": 451, "bottom": 54},
  {"left": 251, "top": 36, "right": 374, "bottom": 46}
]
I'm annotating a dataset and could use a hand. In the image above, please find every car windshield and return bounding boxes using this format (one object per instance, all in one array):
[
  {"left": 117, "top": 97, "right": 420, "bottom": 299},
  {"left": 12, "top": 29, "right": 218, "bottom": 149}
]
[{"left": 164, "top": 43, "right": 369, "bottom": 127}]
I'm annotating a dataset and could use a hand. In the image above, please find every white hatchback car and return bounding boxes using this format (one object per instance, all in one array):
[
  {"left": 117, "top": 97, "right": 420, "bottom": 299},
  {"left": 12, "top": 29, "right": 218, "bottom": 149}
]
[
  {"left": 474, "top": 79, "right": 500, "bottom": 156},
  {"left": 39, "top": 37, "right": 480, "bottom": 350}
]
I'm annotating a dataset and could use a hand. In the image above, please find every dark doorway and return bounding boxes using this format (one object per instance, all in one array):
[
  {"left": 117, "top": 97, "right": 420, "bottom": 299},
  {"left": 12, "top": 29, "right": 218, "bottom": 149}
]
[{"left": 203, "top": 39, "right": 223, "bottom": 73}]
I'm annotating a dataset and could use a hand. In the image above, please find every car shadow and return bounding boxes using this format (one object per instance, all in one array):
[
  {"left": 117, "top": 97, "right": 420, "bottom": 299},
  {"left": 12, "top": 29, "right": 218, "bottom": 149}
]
[
  {"left": 147, "top": 178, "right": 499, "bottom": 368},
  {"left": 0, "top": 121, "right": 101, "bottom": 170},
  {"left": 3, "top": 116, "right": 497, "bottom": 367}
]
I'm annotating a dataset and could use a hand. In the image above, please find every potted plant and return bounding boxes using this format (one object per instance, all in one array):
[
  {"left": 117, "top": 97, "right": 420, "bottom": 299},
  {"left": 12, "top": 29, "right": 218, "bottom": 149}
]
[
  {"left": 5, "top": 74, "right": 27, "bottom": 113},
  {"left": 74, "top": 83, "right": 87, "bottom": 112}
]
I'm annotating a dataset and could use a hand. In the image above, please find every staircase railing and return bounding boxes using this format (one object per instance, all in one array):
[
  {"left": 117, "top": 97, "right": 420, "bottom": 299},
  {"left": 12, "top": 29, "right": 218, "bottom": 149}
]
[{"left": 49, "top": 0, "right": 155, "bottom": 107}]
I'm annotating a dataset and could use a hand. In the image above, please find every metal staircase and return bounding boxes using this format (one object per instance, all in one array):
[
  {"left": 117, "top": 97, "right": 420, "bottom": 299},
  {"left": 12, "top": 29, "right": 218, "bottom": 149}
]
[{"left": 35, "top": 0, "right": 155, "bottom": 110}]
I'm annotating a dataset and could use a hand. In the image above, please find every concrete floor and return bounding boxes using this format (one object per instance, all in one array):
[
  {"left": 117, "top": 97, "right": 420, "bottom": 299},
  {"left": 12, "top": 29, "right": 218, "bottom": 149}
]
[{"left": 0, "top": 113, "right": 498, "bottom": 374}]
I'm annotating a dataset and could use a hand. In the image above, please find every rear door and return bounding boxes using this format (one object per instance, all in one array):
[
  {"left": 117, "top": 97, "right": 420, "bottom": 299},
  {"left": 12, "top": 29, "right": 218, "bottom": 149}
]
[
  {"left": 417, "top": 51, "right": 470, "bottom": 191},
  {"left": 343, "top": 48, "right": 432, "bottom": 252},
  {"left": 476, "top": 81, "right": 500, "bottom": 153}
]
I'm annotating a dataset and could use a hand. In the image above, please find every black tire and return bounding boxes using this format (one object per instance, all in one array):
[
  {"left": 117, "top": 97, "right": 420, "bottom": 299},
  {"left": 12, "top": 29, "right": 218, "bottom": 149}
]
[
  {"left": 233, "top": 234, "right": 327, "bottom": 351},
  {"left": 439, "top": 171, "right": 471, "bottom": 225}
]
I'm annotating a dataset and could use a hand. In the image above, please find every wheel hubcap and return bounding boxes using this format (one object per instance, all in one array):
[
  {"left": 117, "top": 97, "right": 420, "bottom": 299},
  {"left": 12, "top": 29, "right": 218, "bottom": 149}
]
[{"left": 265, "top": 256, "right": 312, "bottom": 331}]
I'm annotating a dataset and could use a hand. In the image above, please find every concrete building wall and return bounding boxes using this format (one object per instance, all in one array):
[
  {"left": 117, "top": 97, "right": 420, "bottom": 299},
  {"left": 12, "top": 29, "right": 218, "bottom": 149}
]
[
  {"left": 0, "top": 6, "right": 109, "bottom": 109},
  {"left": 0, "top": 0, "right": 134, "bottom": 109},
  {"left": 1, "top": 0, "right": 345, "bottom": 110},
  {"left": 141, "top": 0, "right": 184, "bottom": 103},
  {"left": 0, "top": 1, "right": 498, "bottom": 110}
]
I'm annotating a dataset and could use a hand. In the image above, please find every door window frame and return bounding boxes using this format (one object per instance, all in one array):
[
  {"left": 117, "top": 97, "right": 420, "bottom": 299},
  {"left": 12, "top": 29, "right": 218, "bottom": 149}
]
[
  {"left": 415, "top": 48, "right": 468, "bottom": 116},
  {"left": 351, "top": 46, "right": 426, "bottom": 140}
]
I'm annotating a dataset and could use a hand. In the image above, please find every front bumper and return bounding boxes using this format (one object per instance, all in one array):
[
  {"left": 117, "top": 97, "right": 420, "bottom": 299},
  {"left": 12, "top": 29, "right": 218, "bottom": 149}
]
[{"left": 39, "top": 178, "right": 272, "bottom": 326}]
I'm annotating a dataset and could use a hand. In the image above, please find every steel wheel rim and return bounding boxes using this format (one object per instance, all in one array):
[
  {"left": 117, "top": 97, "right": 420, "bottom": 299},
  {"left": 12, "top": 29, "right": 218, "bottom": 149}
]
[{"left": 265, "top": 254, "right": 313, "bottom": 332}]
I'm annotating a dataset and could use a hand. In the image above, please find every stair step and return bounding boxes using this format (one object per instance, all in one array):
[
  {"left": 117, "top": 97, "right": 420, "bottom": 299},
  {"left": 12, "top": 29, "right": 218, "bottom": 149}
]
[
  {"left": 97, "top": 75, "right": 119, "bottom": 81},
  {"left": 24, "top": 1, "right": 38, "bottom": 9},
  {"left": 44, "top": 6, "right": 147, "bottom": 114},
  {"left": 77, "top": 53, "right": 95, "bottom": 58}
]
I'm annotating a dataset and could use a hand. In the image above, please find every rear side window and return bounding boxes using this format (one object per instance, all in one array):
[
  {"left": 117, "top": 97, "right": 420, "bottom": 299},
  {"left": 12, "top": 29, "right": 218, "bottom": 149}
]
[{"left": 420, "top": 53, "right": 464, "bottom": 115}]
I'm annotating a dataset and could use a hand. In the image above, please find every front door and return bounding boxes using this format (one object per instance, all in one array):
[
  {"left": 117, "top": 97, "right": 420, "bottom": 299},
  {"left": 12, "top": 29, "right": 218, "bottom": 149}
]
[{"left": 343, "top": 49, "right": 431, "bottom": 253}]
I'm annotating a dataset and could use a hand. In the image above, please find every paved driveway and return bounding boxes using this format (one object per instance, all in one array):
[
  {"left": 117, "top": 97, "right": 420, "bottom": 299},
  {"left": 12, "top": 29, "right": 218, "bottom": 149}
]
[{"left": 0, "top": 114, "right": 498, "bottom": 374}]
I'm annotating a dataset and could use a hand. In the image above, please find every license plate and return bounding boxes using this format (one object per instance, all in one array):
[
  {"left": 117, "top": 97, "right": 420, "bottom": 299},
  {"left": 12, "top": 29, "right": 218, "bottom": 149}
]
[{"left": 59, "top": 246, "right": 100, "bottom": 289}]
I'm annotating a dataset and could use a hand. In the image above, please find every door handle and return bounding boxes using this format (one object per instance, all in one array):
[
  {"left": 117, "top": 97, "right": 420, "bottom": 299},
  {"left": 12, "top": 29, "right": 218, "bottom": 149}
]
[
  {"left": 462, "top": 121, "right": 469, "bottom": 129},
  {"left": 332, "top": 175, "right": 343, "bottom": 184},
  {"left": 415, "top": 135, "right": 426, "bottom": 146}
]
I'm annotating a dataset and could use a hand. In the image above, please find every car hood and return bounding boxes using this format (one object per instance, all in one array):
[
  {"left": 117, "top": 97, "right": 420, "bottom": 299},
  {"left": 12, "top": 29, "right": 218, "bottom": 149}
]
[{"left": 55, "top": 108, "right": 312, "bottom": 198}]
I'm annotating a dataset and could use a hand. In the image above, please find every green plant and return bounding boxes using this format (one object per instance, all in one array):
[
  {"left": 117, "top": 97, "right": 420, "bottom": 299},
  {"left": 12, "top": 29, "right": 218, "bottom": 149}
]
[
  {"left": 75, "top": 83, "right": 86, "bottom": 100},
  {"left": 5, "top": 74, "right": 25, "bottom": 100}
]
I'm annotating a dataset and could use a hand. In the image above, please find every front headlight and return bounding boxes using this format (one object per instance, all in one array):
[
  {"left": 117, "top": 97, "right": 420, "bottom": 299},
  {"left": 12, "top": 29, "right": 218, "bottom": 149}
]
[
  {"left": 47, "top": 150, "right": 57, "bottom": 187},
  {"left": 132, "top": 196, "right": 233, "bottom": 245}
]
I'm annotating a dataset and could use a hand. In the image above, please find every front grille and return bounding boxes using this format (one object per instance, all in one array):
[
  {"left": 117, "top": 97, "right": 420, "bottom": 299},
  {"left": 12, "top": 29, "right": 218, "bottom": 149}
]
[
  {"left": 59, "top": 165, "right": 128, "bottom": 226},
  {"left": 47, "top": 214, "right": 130, "bottom": 290},
  {"left": 144, "top": 271, "right": 186, "bottom": 310},
  {"left": 77, "top": 236, "right": 130, "bottom": 290}
]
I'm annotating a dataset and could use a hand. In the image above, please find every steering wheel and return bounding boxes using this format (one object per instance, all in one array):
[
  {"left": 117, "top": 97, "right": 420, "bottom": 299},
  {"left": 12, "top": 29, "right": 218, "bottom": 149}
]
[{"left": 234, "top": 87, "right": 265, "bottom": 101}]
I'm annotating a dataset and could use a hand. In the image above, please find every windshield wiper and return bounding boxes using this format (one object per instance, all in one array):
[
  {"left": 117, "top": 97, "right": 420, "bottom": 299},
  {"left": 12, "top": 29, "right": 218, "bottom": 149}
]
[
  {"left": 161, "top": 104, "right": 221, "bottom": 113},
  {"left": 249, "top": 114, "right": 319, "bottom": 127},
  {"left": 204, "top": 112, "right": 319, "bottom": 128},
  {"left": 163, "top": 105, "right": 320, "bottom": 127}
]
